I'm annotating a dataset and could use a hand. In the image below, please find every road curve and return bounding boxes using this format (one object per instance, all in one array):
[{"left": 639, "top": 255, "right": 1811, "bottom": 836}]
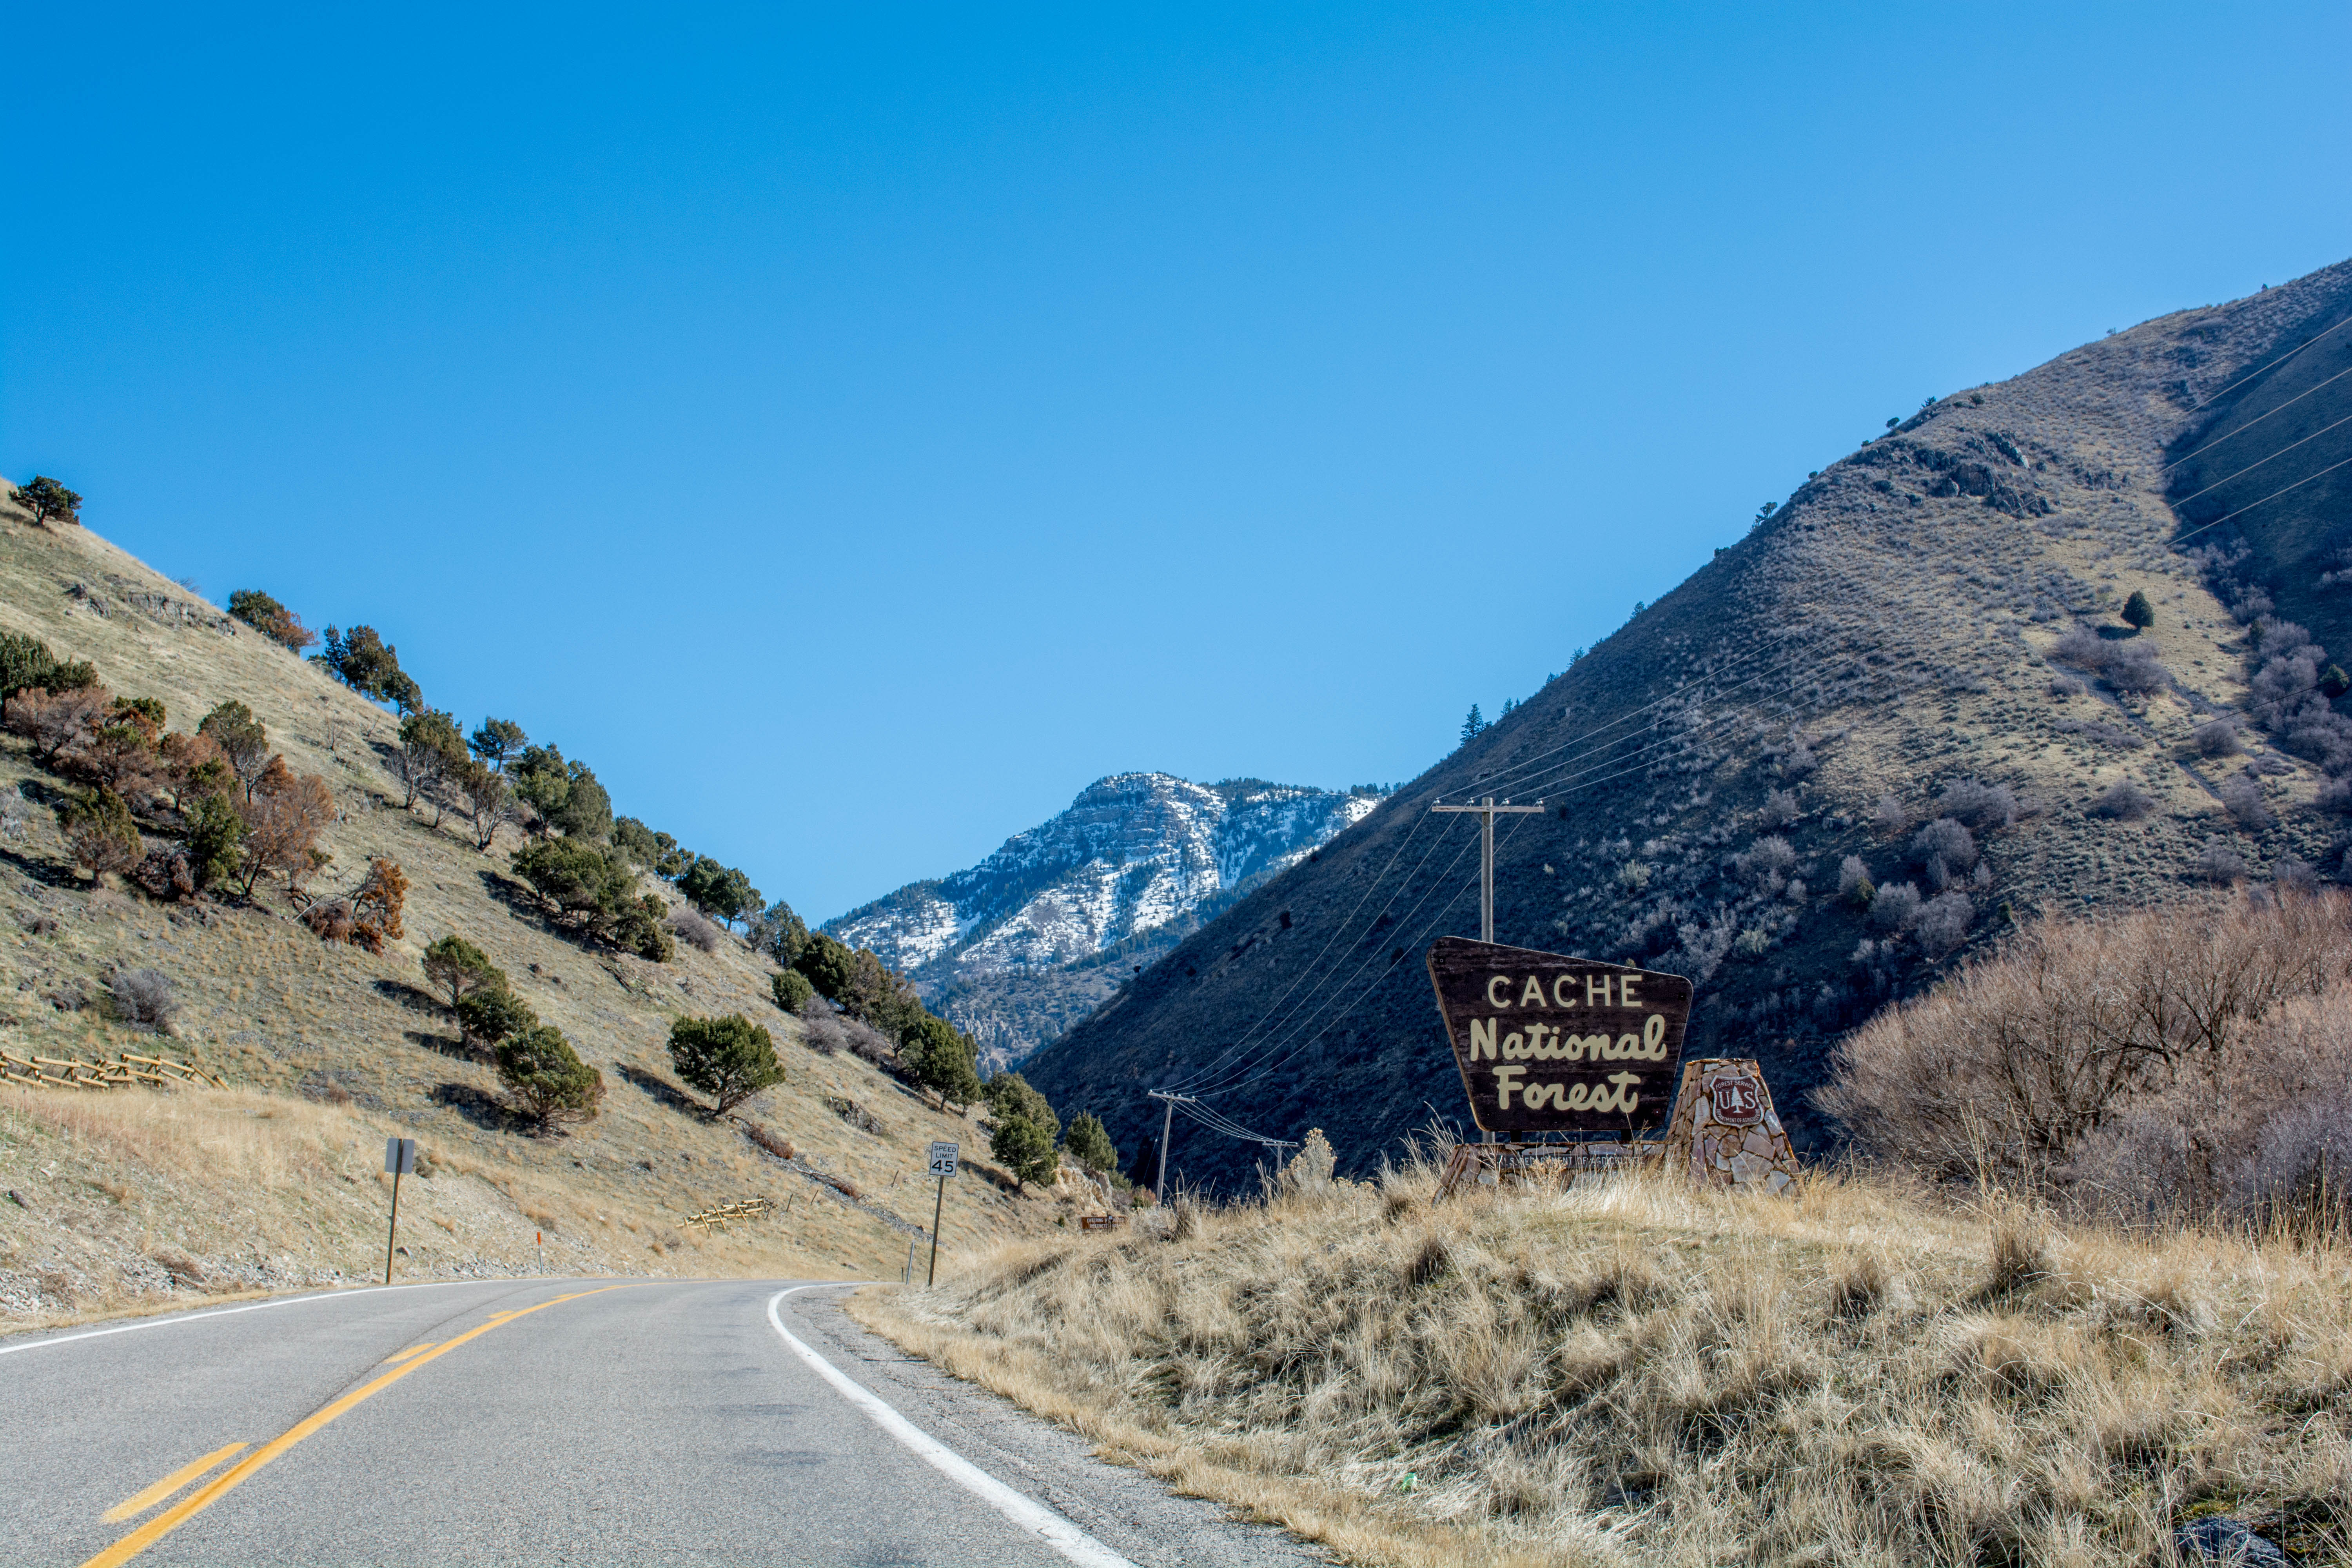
[{"left": 1, "top": 1278, "right": 1321, "bottom": 1568}]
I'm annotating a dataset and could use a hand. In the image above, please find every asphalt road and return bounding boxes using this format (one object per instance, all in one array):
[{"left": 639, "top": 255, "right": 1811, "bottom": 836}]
[{"left": 1, "top": 1279, "right": 1324, "bottom": 1568}]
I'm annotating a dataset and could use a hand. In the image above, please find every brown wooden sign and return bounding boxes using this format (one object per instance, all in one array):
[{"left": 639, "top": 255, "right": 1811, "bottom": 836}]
[
  {"left": 1078, "top": 1214, "right": 1121, "bottom": 1232},
  {"left": 1425, "top": 936, "right": 1693, "bottom": 1135}
]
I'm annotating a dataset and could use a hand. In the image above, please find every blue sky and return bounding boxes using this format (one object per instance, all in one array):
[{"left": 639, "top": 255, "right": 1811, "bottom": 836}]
[{"left": 7, "top": 3, "right": 2349, "bottom": 921}]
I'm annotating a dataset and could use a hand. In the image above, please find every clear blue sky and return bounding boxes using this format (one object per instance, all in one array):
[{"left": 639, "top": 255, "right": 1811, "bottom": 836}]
[{"left": 8, "top": 4, "right": 2348, "bottom": 920}]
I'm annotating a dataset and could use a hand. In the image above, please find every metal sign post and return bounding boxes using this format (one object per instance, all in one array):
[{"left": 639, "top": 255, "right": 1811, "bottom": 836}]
[
  {"left": 924, "top": 1142, "right": 958, "bottom": 1287},
  {"left": 382, "top": 1138, "right": 416, "bottom": 1285}
]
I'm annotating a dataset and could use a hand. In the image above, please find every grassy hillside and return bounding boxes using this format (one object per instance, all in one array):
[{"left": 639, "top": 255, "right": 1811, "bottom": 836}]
[
  {"left": 0, "top": 512, "right": 1089, "bottom": 1329},
  {"left": 1026, "top": 258, "right": 2352, "bottom": 1191},
  {"left": 860, "top": 1160, "right": 2352, "bottom": 1568}
]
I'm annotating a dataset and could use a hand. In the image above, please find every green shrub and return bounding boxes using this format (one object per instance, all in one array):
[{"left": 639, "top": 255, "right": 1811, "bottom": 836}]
[
  {"left": 422, "top": 934, "right": 504, "bottom": 1013},
  {"left": 609, "top": 893, "right": 675, "bottom": 962},
  {"left": 904, "top": 1013, "right": 981, "bottom": 1109},
  {"left": 0, "top": 630, "right": 96, "bottom": 704},
  {"left": 771, "top": 968, "right": 815, "bottom": 1014},
  {"left": 198, "top": 701, "right": 271, "bottom": 798},
  {"left": 668, "top": 1013, "right": 783, "bottom": 1116},
  {"left": 2121, "top": 590, "right": 2154, "bottom": 630},
  {"left": 182, "top": 791, "right": 245, "bottom": 889},
  {"left": 226, "top": 590, "right": 317, "bottom": 652},
  {"left": 2321, "top": 664, "right": 2352, "bottom": 701},
  {"left": 510, "top": 839, "right": 663, "bottom": 956},
  {"left": 467, "top": 717, "right": 526, "bottom": 771},
  {"left": 794, "top": 933, "right": 858, "bottom": 1002},
  {"left": 456, "top": 985, "right": 537, "bottom": 1049},
  {"left": 60, "top": 786, "right": 141, "bottom": 874},
  {"left": 314, "top": 625, "right": 418, "bottom": 711},
  {"left": 678, "top": 855, "right": 759, "bottom": 927},
  {"left": 497, "top": 1025, "right": 603, "bottom": 1129}
]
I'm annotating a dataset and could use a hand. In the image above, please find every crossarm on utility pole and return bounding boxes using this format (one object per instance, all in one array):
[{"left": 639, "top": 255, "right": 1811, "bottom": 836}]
[{"left": 1429, "top": 795, "right": 1546, "bottom": 942}]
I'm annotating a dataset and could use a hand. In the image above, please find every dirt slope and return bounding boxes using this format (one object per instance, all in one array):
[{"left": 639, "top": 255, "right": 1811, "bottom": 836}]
[
  {"left": 0, "top": 517, "right": 1086, "bottom": 1328},
  {"left": 1026, "top": 258, "right": 2352, "bottom": 1192}
]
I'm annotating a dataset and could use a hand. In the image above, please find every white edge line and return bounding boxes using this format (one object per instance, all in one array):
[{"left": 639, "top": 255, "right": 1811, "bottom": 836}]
[
  {"left": 768, "top": 1286, "right": 1136, "bottom": 1568},
  {"left": 0, "top": 1278, "right": 514, "bottom": 1357}
]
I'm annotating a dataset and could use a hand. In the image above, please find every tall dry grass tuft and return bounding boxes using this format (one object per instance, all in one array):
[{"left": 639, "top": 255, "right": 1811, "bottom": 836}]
[{"left": 857, "top": 1152, "right": 2352, "bottom": 1568}]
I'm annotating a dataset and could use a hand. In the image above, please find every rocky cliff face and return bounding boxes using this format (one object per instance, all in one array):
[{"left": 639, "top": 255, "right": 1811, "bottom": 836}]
[
  {"left": 1022, "top": 258, "right": 2352, "bottom": 1195},
  {"left": 824, "top": 774, "right": 1381, "bottom": 1069}
]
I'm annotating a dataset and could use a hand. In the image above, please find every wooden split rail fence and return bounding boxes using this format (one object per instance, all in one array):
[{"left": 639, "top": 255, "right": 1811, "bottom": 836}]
[
  {"left": 683, "top": 1197, "right": 773, "bottom": 1231},
  {"left": 0, "top": 1049, "right": 226, "bottom": 1091}
]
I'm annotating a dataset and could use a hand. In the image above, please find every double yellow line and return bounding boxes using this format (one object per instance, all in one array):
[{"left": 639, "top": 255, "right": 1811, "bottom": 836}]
[{"left": 81, "top": 1285, "right": 633, "bottom": 1568}]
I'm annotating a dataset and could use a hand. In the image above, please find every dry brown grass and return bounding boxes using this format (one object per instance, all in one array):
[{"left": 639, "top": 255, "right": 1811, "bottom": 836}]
[{"left": 857, "top": 1159, "right": 2352, "bottom": 1566}]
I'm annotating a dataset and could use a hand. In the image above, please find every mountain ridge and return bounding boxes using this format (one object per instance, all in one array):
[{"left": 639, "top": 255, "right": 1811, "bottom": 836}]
[
  {"left": 825, "top": 771, "right": 1381, "bottom": 1070},
  {"left": 1024, "top": 258, "right": 2352, "bottom": 1193}
]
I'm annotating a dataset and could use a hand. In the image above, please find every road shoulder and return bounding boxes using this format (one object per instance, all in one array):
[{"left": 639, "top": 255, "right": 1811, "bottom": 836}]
[{"left": 780, "top": 1286, "right": 1330, "bottom": 1568}]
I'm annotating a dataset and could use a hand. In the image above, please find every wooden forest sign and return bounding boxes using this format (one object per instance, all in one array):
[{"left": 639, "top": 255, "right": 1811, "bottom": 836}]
[{"left": 1425, "top": 937, "right": 1693, "bottom": 1136}]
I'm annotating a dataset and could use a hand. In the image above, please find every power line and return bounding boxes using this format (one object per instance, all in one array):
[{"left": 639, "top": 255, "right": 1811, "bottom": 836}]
[
  {"left": 2165, "top": 408, "right": 2352, "bottom": 513},
  {"left": 2162, "top": 361, "right": 2352, "bottom": 474},
  {"left": 2177, "top": 310, "right": 2352, "bottom": 416}
]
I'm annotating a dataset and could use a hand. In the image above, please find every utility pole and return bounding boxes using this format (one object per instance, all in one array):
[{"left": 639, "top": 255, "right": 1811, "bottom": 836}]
[
  {"left": 1147, "top": 1090, "right": 1190, "bottom": 1205},
  {"left": 1429, "top": 795, "right": 1546, "bottom": 942}
]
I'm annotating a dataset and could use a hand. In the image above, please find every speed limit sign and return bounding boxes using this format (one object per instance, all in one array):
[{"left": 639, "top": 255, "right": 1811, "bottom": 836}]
[{"left": 927, "top": 1141, "right": 959, "bottom": 1178}]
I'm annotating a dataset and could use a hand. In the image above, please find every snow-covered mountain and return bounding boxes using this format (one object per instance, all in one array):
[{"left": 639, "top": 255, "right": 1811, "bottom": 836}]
[{"left": 825, "top": 773, "right": 1383, "bottom": 1071}]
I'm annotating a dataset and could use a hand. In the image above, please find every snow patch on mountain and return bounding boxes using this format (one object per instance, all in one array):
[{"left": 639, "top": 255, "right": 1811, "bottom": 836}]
[{"left": 824, "top": 773, "right": 1380, "bottom": 1069}]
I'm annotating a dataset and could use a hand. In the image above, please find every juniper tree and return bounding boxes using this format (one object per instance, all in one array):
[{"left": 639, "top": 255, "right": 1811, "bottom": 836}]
[
  {"left": 2122, "top": 590, "right": 2155, "bottom": 630},
  {"left": 1064, "top": 1112, "right": 1118, "bottom": 1175},
  {"left": 456, "top": 985, "right": 536, "bottom": 1050},
  {"left": 198, "top": 701, "right": 271, "bottom": 799},
  {"left": 226, "top": 590, "right": 317, "bottom": 652},
  {"left": 497, "top": 1025, "right": 603, "bottom": 1129},
  {"left": 422, "top": 934, "right": 504, "bottom": 1013},
  {"left": 10, "top": 476, "right": 81, "bottom": 528},
  {"left": 667, "top": 1014, "right": 783, "bottom": 1116}
]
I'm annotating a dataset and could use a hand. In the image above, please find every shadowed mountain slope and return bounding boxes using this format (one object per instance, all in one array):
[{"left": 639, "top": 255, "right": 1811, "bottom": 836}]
[{"left": 1024, "top": 259, "right": 2352, "bottom": 1194}]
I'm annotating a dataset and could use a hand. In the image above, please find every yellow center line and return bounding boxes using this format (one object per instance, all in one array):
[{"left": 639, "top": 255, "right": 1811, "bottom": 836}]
[
  {"left": 102, "top": 1443, "right": 249, "bottom": 1523},
  {"left": 78, "top": 1285, "right": 638, "bottom": 1568},
  {"left": 378, "top": 1342, "right": 439, "bottom": 1365}
]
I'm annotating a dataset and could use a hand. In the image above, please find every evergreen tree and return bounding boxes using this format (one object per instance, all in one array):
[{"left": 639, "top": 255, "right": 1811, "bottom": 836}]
[
  {"left": 1064, "top": 1112, "right": 1118, "bottom": 1175},
  {"left": 456, "top": 985, "right": 537, "bottom": 1049},
  {"left": 226, "top": 590, "right": 317, "bottom": 652},
  {"left": 984, "top": 1072, "right": 1061, "bottom": 1191},
  {"left": 667, "top": 1014, "right": 783, "bottom": 1116},
  {"left": 771, "top": 968, "right": 815, "bottom": 1014},
  {"left": 2122, "top": 590, "right": 2155, "bottom": 630},
  {"left": 421, "top": 934, "right": 503, "bottom": 1013},
  {"left": 1459, "top": 704, "right": 1485, "bottom": 743},
  {"left": 793, "top": 933, "right": 859, "bottom": 1002},
  {"left": 748, "top": 899, "right": 810, "bottom": 968},
  {"left": 0, "top": 630, "right": 96, "bottom": 704},
  {"left": 181, "top": 791, "right": 245, "bottom": 889},
  {"left": 467, "top": 717, "right": 526, "bottom": 771},
  {"left": 497, "top": 1024, "right": 603, "bottom": 1128},
  {"left": 198, "top": 701, "right": 271, "bottom": 799},
  {"left": 60, "top": 786, "right": 142, "bottom": 875},
  {"left": 678, "top": 855, "right": 759, "bottom": 928},
  {"left": 10, "top": 475, "right": 81, "bottom": 528},
  {"left": 904, "top": 1013, "right": 981, "bottom": 1110}
]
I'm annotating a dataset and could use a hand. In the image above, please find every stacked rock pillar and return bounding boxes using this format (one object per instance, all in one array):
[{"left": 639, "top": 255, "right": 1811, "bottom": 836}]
[{"left": 1661, "top": 1058, "right": 1802, "bottom": 1194}]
